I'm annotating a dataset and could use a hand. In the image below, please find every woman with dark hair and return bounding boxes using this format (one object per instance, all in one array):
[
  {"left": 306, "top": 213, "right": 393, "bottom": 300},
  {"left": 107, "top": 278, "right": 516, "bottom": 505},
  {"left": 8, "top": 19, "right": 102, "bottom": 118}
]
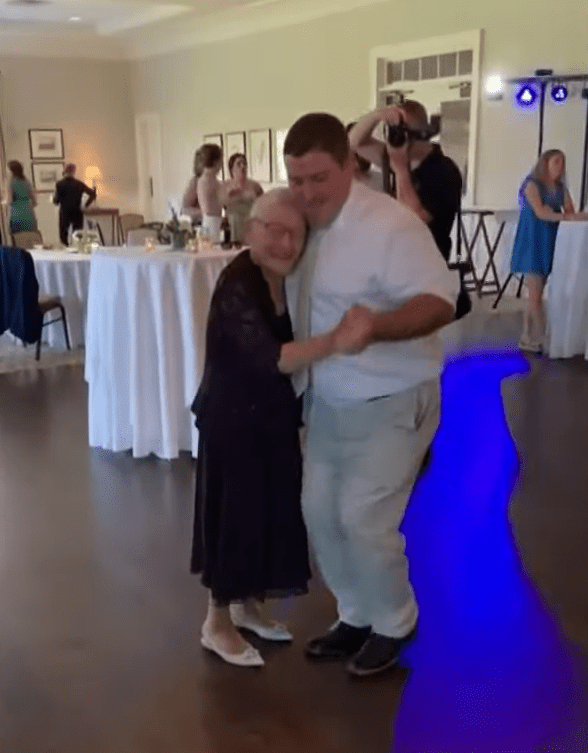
[
  {"left": 6, "top": 160, "right": 37, "bottom": 235},
  {"left": 181, "top": 149, "right": 204, "bottom": 224},
  {"left": 223, "top": 153, "right": 263, "bottom": 243},
  {"left": 511, "top": 149, "right": 587, "bottom": 352},
  {"left": 196, "top": 143, "right": 224, "bottom": 242}
]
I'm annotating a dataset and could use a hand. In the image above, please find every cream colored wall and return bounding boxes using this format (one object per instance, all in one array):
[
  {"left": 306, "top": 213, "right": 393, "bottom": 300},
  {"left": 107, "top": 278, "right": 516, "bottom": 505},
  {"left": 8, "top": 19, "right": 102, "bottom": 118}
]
[
  {"left": 130, "top": 0, "right": 588, "bottom": 212},
  {"left": 1, "top": 56, "right": 138, "bottom": 245}
]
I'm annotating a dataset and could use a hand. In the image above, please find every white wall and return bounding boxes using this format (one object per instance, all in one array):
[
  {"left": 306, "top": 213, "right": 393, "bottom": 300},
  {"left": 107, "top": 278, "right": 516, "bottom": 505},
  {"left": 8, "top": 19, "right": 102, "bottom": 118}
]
[
  {"left": 0, "top": 56, "right": 138, "bottom": 245},
  {"left": 129, "top": 0, "right": 588, "bottom": 212}
]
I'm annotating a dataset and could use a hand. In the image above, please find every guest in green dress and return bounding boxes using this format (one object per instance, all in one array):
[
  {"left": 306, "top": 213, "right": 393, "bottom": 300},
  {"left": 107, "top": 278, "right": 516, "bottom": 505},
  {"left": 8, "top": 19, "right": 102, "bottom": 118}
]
[
  {"left": 7, "top": 161, "right": 37, "bottom": 235},
  {"left": 223, "top": 153, "right": 264, "bottom": 243}
]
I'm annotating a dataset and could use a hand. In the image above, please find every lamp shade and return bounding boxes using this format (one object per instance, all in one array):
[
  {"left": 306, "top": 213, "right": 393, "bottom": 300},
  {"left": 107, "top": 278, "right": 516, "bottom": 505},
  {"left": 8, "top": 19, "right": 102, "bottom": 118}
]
[{"left": 85, "top": 166, "right": 102, "bottom": 183}]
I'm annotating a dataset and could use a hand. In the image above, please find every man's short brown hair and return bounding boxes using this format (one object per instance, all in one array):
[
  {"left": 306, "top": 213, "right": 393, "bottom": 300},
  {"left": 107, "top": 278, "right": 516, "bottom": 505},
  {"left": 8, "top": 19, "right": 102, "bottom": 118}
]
[
  {"left": 284, "top": 113, "right": 350, "bottom": 168},
  {"left": 402, "top": 100, "right": 428, "bottom": 127}
]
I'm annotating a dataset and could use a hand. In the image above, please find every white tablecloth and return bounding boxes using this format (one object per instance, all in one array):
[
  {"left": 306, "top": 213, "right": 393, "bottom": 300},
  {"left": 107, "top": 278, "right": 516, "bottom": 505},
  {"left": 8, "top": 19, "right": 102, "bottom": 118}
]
[
  {"left": 30, "top": 250, "right": 92, "bottom": 348},
  {"left": 84, "top": 247, "right": 239, "bottom": 459},
  {"left": 547, "top": 222, "right": 588, "bottom": 359}
]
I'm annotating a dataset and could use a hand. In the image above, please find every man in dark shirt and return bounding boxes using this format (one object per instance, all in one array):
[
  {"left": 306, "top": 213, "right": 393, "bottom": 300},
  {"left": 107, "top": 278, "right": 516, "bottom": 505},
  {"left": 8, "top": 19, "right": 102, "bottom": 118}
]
[
  {"left": 349, "top": 100, "right": 462, "bottom": 261},
  {"left": 53, "top": 163, "right": 96, "bottom": 246}
]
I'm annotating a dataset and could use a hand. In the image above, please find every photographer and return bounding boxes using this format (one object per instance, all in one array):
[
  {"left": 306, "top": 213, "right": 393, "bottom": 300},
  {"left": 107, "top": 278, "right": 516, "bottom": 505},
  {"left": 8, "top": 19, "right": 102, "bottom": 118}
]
[{"left": 349, "top": 101, "right": 462, "bottom": 263}]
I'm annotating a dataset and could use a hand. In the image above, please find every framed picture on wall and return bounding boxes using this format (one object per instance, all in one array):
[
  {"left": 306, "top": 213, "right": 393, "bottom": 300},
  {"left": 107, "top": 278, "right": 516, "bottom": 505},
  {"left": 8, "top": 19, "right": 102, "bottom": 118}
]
[
  {"left": 225, "top": 131, "right": 246, "bottom": 176},
  {"left": 274, "top": 129, "right": 288, "bottom": 184},
  {"left": 249, "top": 129, "right": 272, "bottom": 183},
  {"left": 31, "top": 161, "right": 64, "bottom": 193},
  {"left": 203, "top": 133, "right": 224, "bottom": 179},
  {"left": 28, "top": 129, "right": 64, "bottom": 160}
]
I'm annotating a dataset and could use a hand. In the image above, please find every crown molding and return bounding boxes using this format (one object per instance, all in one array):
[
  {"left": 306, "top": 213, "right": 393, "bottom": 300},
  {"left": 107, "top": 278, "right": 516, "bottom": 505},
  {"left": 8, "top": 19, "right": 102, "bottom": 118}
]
[
  {"left": 0, "top": 0, "right": 386, "bottom": 61},
  {"left": 123, "top": 0, "right": 387, "bottom": 60},
  {"left": 0, "top": 27, "right": 127, "bottom": 60}
]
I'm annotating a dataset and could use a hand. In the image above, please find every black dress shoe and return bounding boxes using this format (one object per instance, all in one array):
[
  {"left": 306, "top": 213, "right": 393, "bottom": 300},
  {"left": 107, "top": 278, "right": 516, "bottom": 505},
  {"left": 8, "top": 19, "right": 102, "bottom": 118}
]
[
  {"left": 305, "top": 622, "right": 371, "bottom": 660},
  {"left": 345, "top": 627, "right": 417, "bottom": 677}
]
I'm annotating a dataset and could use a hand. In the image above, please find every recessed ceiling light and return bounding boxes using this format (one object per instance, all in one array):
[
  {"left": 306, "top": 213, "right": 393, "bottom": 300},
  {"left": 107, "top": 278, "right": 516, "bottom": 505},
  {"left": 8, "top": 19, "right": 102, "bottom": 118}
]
[{"left": 69, "top": 15, "right": 81, "bottom": 21}]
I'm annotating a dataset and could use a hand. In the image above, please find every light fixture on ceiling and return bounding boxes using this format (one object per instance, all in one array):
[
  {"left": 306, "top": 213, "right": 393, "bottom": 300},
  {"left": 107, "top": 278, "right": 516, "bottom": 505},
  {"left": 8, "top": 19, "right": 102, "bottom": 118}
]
[{"left": 69, "top": 15, "right": 81, "bottom": 21}]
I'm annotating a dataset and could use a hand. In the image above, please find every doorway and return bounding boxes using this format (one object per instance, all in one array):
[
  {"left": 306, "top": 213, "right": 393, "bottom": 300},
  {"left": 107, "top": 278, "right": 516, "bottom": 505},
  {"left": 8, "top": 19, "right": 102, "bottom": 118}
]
[
  {"left": 369, "top": 30, "right": 482, "bottom": 207},
  {"left": 135, "top": 113, "right": 164, "bottom": 222}
]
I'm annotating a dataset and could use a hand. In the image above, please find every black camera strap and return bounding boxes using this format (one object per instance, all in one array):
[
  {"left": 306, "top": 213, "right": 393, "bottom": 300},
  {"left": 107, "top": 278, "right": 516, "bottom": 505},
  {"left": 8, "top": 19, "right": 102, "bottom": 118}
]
[{"left": 382, "top": 145, "right": 393, "bottom": 196}]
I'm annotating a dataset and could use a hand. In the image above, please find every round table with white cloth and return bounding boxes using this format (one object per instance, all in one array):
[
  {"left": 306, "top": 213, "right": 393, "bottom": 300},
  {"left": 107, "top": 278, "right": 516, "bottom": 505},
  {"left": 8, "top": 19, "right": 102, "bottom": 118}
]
[
  {"left": 30, "top": 250, "right": 92, "bottom": 348},
  {"left": 84, "top": 247, "right": 240, "bottom": 459},
  {"left": 547, "top": 221, "right": 588, "bottom": 359}
]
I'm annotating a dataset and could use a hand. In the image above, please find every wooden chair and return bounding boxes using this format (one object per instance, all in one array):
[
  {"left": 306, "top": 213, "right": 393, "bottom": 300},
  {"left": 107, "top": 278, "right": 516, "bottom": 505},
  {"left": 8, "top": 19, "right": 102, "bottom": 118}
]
[
  {"left": 12, "top": 230, "right": 43, "bottom": 249},
  {"left": 126, "top": 227, "right": 159, "bottom": 246},
  {"left": 119, "top": 213, "right": 145, "bottom": 244}
]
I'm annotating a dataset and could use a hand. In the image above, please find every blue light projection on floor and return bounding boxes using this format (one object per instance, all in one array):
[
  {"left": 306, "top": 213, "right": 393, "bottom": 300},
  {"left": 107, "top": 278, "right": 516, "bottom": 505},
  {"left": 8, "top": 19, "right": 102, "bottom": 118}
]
[{"left": 392, "top": 351, "right": 588, "bottom": 753}]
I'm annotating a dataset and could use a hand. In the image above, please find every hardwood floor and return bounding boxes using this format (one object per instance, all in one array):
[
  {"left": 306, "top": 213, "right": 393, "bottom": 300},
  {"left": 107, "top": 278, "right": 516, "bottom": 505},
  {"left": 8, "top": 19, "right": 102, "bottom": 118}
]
[{"left": 0, "top": 307, "right": 587, "bottom": 752}]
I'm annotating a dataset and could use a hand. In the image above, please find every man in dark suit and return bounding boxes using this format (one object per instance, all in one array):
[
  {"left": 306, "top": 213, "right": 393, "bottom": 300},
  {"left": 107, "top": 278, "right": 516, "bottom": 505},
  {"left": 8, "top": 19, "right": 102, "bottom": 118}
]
[{"left": 53, "top": 163, "right": 96, "bottom": 246}]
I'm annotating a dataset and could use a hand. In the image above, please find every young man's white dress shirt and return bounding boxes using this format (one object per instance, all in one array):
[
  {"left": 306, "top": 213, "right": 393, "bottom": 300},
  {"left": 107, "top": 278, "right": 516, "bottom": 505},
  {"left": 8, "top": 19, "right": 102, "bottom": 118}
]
[{"left": 287, "top": 180, "right": 458, "bottom": 638}]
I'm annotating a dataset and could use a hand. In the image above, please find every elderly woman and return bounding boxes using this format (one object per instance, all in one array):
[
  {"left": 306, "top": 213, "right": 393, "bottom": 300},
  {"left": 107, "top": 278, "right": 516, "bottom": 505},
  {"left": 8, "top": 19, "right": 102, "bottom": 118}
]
[
  {"left": 196, "top": 143, "right": 224, "bottom": 242},
  {"left": 223, "top": 153, "right": 264, "bottom": 243},
  {"left": 191, "top": 189, "right": 364, "bottom": 667}
]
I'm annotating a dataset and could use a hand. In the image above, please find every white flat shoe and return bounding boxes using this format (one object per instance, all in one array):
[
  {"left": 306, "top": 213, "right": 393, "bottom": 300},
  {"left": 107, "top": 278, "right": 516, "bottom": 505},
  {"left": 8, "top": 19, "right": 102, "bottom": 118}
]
[
  {"left": 201, "top": 629, "right": 264, "bottom": 667},
  {"left": 230, "top": 605, "right": 293, "bottom": 642},
  {"left": 519, "top": 337, "right": 542, "bottom": 353}
]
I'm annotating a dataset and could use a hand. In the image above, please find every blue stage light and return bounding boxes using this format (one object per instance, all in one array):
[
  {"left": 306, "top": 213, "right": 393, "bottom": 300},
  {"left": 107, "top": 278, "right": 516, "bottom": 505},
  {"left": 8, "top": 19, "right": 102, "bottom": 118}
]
[
  {"left": 551, "top": 83, "right": 568, "bottom": 103},
  {"left": 515, "top": 84, "right": 538, "bottom": 107}
]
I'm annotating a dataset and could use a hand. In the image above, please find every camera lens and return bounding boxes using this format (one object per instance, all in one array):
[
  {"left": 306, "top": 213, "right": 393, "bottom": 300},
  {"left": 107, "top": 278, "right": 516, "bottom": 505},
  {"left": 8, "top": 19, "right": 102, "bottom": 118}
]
[{"left": 387, "top": 124, "right": 407, "bottom": 148}]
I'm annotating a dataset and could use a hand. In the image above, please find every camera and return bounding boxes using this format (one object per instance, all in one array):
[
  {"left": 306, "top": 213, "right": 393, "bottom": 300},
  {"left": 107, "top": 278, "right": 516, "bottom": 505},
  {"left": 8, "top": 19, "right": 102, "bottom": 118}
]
[{"left": 385, "top": 116, "right": 440, "bottom": 148}]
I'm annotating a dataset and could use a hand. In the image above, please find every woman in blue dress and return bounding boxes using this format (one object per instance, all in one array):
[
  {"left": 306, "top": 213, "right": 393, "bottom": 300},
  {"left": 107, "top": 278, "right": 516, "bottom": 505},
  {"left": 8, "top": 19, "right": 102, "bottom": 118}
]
[
  {"left": 6, "top": 161, "right": 38, "bottom": 236},
  {"left": 511, "top": 149, "right": 586, "bottom": 352}
]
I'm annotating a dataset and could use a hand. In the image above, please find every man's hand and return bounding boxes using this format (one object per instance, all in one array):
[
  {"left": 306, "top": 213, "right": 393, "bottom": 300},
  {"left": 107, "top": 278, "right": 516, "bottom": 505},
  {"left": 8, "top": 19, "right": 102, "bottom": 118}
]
[
  {"left": 333, "top": 306, "right": 376, "bottom": 355},
  {"left": 378, "top": 105, "right": 405, "bottom": 125},
  {"left": 386, "top": 139, "right": 410, "bottom": 174}
]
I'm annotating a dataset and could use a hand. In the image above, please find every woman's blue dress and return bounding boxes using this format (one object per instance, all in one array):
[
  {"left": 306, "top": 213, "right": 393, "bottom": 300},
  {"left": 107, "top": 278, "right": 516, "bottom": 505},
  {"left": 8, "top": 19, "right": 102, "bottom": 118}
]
[{"left": 510, "top": 177, "right": 565, "bottom": 277}]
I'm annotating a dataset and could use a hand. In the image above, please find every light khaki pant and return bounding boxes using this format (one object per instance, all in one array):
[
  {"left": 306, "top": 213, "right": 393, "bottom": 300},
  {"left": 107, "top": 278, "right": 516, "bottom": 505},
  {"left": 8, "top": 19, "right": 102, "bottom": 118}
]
[{"left": 301, "top": 380, "right": 440, "bottom": 638}]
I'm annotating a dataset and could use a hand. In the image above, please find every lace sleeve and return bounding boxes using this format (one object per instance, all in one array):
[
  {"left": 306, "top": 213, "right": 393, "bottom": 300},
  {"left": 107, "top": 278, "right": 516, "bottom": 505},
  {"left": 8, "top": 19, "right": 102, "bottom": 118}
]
[{"left": 208, "top": 268, "right": 283, "bottom": 377}]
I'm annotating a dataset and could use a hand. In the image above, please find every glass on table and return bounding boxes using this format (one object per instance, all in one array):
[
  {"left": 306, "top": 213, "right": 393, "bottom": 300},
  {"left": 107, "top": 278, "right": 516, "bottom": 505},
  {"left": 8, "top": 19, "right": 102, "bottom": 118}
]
[{"left": 197, "top": 226, "right": 212, "bottom": 251}]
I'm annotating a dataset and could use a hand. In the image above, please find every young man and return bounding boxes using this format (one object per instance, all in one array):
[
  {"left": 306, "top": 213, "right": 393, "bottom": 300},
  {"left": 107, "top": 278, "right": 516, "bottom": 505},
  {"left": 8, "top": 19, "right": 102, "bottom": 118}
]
[
  {"left": 53, "top": 164, "right": 96, "bottom": 246},
  {"left": 349, "top": 100, "right": 463, "bottom": 261},
  {"left": 284, "top": 113, "right": 458, "bottom": 677}
]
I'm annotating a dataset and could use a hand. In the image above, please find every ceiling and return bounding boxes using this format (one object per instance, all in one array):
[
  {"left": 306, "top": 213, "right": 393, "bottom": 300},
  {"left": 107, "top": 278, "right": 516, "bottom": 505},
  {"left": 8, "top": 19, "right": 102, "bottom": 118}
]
[
  {"left": 0, "top": 0, "right": 191, "bottom": 34},
  {"left": 0, "top": 0, "right": 284, "bottom": 35},
  {"left": 0, "top": 0, "right": 384, "bottom": 58}
]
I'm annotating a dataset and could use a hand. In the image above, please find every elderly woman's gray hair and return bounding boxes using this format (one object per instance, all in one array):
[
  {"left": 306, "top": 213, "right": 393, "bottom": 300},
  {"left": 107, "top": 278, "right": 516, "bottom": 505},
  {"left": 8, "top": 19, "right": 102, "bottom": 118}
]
[{"left": 249, "top": 188, "right": 298, "bottom": 220}]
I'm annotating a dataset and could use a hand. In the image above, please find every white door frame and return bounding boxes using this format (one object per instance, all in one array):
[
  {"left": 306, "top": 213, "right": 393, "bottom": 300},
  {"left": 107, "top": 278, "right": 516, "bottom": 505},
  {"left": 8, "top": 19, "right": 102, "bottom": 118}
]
[
  {"left": 369, "top": 29, "right": 482, "bottom": 208},
  {"left": 135, "top": 112, "right": 165, "bottom": 222}
]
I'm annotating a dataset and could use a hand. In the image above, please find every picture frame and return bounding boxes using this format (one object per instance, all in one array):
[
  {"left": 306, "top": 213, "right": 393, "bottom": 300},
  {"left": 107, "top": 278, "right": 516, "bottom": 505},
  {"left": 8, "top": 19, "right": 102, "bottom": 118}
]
[
  {"left": 203, "top": 133, "right": 225, "bottom": 179},
  {"left": 31, "top": 162, "right": 64, "bottom": 193},
  {"left": 28, "top": 129, "right": 64, "bottom": 160},
  {"left": 274, "top": 129, "right": 288, "bottom": 184},
  {"left": 249, "top": 129, "right": 272, "bottom": 183},
  {"left": 225, "top": 131, "right": 246, "bottom": 176}
]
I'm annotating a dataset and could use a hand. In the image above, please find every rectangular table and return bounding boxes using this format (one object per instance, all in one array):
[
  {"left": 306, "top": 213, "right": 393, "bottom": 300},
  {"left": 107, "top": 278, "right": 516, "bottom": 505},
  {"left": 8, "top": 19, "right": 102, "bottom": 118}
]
[{"left": 84, "top": 247, "right": 239, "bottom": 459}]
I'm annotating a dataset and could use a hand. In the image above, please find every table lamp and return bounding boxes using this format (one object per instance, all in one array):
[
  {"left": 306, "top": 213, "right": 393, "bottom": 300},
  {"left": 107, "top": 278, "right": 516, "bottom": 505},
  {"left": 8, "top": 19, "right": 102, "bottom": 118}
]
[{"left": 85, "top": 166, "right": 102, "bottom": 197}]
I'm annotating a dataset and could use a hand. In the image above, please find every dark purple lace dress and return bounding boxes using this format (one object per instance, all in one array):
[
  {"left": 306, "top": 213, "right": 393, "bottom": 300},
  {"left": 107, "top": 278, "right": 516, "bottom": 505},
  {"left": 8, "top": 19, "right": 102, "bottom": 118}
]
[{"left": 190, "top": 250, "right": 310, "bottom": 605}]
